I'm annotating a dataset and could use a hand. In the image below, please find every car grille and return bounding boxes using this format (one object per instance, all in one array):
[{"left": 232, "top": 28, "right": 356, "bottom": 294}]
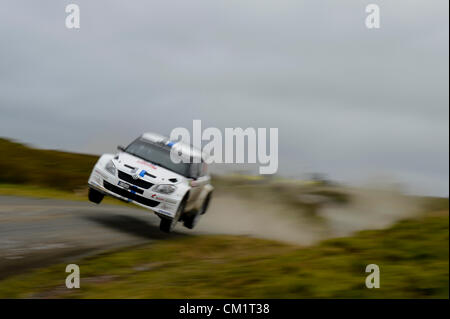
[
  {"left": 118, "top": 170, "right": 154, "bottom": 189},
  {"left": 103, "top": 181, "right": 159, "bottom": 207}
]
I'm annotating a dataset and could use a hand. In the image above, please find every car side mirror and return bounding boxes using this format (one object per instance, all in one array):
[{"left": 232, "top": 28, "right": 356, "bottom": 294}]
[{"left": 117, "top": 145, "right": 126, "bottom": 152}]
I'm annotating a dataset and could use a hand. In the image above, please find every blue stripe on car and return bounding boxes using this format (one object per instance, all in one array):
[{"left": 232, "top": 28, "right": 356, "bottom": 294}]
[{"left": 139, "top": 170, "right": 146, "bottom": 177}]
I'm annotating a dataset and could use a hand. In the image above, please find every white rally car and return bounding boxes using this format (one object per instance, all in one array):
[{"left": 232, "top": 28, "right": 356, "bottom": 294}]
[{"left": 87, "top": 133, "right": 213, "bottom": 232}]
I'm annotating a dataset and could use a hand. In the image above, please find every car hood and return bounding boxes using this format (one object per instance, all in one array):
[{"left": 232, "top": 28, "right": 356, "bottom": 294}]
[{"left": 113, "top": 152, "right": 186, "bottom": 185}]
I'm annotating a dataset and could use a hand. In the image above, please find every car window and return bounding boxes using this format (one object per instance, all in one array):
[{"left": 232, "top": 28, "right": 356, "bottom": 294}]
[{"left": 125, "top": 139, "right": 193, "bottom": 177}]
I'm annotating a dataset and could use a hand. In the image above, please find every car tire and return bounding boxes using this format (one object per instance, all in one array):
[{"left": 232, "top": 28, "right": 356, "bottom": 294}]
[
  {"left": 159, "top": 218, "right": 172, "bottom": 233},
  {"left": 199, "top": 193, "right": 212, "bottom": 215},
  {"left": 184, "top": 193, "right": 211, "bottom": 229},
  {"left": 160, "top": 197, "right": 186, "bottom": 233},
  {"left": 88, "top": 188, "right": 104, "bottom": 204}
]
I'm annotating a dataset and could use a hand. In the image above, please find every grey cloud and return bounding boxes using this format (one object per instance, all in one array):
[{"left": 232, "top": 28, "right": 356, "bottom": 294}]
[{"left": 0, "top": 0, "right": 448, "bottom": 196}]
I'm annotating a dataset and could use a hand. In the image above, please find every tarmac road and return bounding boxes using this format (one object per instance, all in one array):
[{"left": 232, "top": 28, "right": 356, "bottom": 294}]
[{"left": 0, "top": 195, "right": 186, "bottom": 279}]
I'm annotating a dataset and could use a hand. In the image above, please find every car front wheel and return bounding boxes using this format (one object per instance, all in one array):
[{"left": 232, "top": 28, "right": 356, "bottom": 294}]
[
  {"left": 183, "top": 193, "right": 211, "bottom": 229},
  {"left": 160, "top": 198, "right": 186, "bottom": 233},
  {"left": 88, "top": 188, "right": 104, "bottom": 204}
]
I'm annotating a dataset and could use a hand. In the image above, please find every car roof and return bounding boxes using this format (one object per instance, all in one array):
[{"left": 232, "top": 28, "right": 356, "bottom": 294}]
[{"left": 140, "top": 132, "right": 205, "bottom": 161}]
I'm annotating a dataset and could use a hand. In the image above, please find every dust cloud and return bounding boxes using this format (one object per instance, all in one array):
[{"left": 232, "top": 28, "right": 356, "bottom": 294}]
[{"left": 194, "top": 188, "right": 422, "bottom": 246}]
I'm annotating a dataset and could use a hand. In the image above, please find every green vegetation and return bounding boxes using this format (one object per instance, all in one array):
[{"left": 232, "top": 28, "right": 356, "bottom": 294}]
[
  {"left": 0, "top": 184, "right": 129, "bottom": 206},
  {"left": 0, "top": 183, "right": 89, "bottom": 201},
  {"left": 0, "top": 138, "right": 129, "bottom": 206},
  {"left": 0, "top": 138, "right": 97, "bottom": 191},
  {"left": 0, "top": 213, "right": 447, "bottom": 299}
]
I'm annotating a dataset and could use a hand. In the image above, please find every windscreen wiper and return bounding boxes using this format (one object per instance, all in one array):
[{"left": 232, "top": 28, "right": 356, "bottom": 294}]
[
  {"left": 125, "top": 151, "right": 148, "bottom": 162},
  {"left": 126, "top": 151, "right": 164, "bottom": 168}
]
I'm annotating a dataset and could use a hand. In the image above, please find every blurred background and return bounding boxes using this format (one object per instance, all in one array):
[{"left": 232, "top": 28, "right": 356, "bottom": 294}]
[
  {"left": 0, "top": 0, "right": 448, "bottom": 196},
  {"left": 0, "top": 1, "right": 448, "bottom": 298}
]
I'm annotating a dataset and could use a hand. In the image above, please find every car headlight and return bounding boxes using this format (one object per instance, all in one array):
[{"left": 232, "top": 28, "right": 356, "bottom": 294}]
[
  {"left": 153, "top": 184, "right": 177, "bottom": 194},
  {"left": 105, "top": 160, "right": 116, "bottom": 175}
]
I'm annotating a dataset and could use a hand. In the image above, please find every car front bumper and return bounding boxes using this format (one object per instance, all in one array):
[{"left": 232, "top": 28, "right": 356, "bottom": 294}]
[{"left": 88, "top": 164, "right": 180, "bottom": 219}]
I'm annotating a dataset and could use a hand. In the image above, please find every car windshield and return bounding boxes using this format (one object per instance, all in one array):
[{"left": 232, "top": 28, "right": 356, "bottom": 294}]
[{"left": 124, "top": 139, "right": 197, "bottom": 178}]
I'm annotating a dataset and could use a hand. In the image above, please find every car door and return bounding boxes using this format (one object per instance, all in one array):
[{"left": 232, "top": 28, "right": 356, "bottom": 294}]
[{"left": 186, "top": 162, "right": 208, "bottom": 209}]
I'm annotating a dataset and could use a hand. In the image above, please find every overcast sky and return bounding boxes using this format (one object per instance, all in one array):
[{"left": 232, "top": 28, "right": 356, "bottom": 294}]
[{"left": 0, "top": 1, "right": 448, "bottom": 196}]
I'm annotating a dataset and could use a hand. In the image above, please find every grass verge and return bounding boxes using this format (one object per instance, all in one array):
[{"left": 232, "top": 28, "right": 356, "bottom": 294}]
[
  {"left": 0, "top": 184, "right": 132, "bottom": 207},
  {"left": 0, "top": 213, "right": 447, "bottom": 299}
]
